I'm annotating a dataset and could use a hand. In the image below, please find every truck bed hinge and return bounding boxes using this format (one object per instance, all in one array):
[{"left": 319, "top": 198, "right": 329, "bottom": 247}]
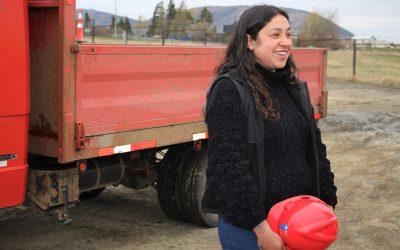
[
  {"left": 71, "top": 44, "right": 80, "bottom": 54},
  {"left": 71, "top": 43, "right": 94, "bottom": 54},
  {"left": 75, "top": 122, "right": 85, "bottom": 150}
]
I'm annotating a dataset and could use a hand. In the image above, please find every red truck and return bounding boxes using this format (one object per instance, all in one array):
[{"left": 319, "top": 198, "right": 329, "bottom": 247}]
[
  {"left": 0, "top": 0, "right": 328, "bottom": 227},
  {"left": 0, "top": 0, "right": 30, "bottom": 209}
]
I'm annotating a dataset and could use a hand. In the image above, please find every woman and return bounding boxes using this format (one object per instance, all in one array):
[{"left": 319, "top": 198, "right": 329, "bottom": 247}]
[{"left": 201, "top": 5, "right": 337, "bottom": 250}]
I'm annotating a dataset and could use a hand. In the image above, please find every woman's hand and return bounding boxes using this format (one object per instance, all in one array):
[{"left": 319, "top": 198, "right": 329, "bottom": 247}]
[{"left": 253, "top": 220, "right": 285, "bottom": 250}]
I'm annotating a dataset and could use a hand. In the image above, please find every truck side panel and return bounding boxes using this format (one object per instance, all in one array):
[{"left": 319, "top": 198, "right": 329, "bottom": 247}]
[
  {"left": 75, "top": 46, "right": 327, "bottom": 137},
  {"left": 292, "top": 49, "right": 328, "bottom": 118},
  {"left": 28, "top": 0, "right": 76, "bottom": 160},
  {"left": 26, "top": 1, "right": 327, "bottom": 164},
  {"left": 28, "top": 7, "right": 59, "bottom": 148},
  {"left": 29, "top": 46, "right": 327, "bottom": 164},
  {"left": 75, "top": 46, "right": 224, "bottom": 136}
]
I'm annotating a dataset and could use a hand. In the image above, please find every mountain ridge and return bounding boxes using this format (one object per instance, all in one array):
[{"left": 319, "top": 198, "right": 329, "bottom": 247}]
[
  {"left": 192, "top": 5, "right": 353, "bottom": 39},
  {"left": 80, "top": 5, "right": 353, "bottom": 39}
]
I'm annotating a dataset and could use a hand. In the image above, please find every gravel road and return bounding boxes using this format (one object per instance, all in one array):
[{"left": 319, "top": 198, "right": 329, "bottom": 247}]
[{"left": 1, "top": 81, "right": 399, "bottom": 250}]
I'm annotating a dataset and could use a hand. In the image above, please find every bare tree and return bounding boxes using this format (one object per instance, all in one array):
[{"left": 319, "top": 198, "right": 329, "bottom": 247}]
[
  {"left": 147, "top": 1, "right": 166, "bottom": 37},
  {"left": 198, "top": 7, "right": 213, "bottom": 23},
  {"left": 299, "top": 8, "right": 342, "bottom": 49},
  {"left": 166, "top": 0, "right": 176, "bottom": 38},
  {"left": 136, "top": 15, "right": 149, "bottom": 37},
  {"left": 84, "top": 12, "right": 91, "bottom": 28},
  {"left": 192, "top": 7, "right": 215, "bottom": 43},
  {"left": 169, "top": 0, "right": 193, "bottom": 38}
]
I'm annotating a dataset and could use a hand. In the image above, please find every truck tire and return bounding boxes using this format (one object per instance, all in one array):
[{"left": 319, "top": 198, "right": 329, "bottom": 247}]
[
  {"left": 79, "top": 187, "right": 106, "bottom": 200},
  {"left": 157, "top": 145, "right": 191, "bottom": 222},
  {"left": 178, "top": 144, "right": 218, "bottom": 227}
]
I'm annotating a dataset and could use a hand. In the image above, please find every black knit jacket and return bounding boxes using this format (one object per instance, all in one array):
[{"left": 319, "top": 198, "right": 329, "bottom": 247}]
[{"left": 204, "top": 64, "right": 337, "bottom": 230}]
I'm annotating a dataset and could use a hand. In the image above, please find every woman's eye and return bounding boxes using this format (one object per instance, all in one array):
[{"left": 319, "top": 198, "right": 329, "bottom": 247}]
[{"left": 287, "top": 33, "right": 292, "bottom": 38}]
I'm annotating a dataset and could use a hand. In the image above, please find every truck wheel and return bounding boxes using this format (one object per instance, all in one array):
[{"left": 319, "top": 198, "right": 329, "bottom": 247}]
[
  {"left": 178, "top": 144, "right": 218, "bottom": 227},
  {"left": 79, "top": 187, "right": 106, "bottom": 200},
  {"left": 157, "top": 145, "right": 191, "bottom": 222}
]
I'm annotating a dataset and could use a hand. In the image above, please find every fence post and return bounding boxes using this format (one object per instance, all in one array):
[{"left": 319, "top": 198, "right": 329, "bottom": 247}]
[
  {"left": 114, "top": 19, "right": 117, "bottom": 38},
  {"left": 162, "top": 30, "right": 166, "bottom": 46},
  {"left": 122, "top": 31, "right": 127, "bottom": 44},
  {"left": 352, "top": 39, "right": 357, "bottom": 78},
  {"left": 204, "top": 29, "right": 208, "bottom": 46},
  {"left": 91, "top": 20, "right": 95, "bottom": 43}
]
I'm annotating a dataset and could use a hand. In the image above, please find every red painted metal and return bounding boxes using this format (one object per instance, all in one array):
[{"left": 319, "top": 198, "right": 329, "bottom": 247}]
[
  {"left": 0, "top": 0, "right": 29, "bottom": 208},
  {"left": 291, "top": 48, "right": 328, "bottom": 118},
  {"left": 59, "top": 0, "right": 81, "bottom": 163},
  {"left": 0, "top": 117, "right": 29, "bottom": 208},
  {"left": 28, "top": 0, "right": 58, "bottom": 7},
  {"left": 131, "top": 140, "right": 157, "bottom": 151},
  {"left": 26, "top": 2, "right": 328, "bottom": 164},
  {"left": 74, "top": 46, "right": 326, "bottom": 137},
  {"left": 75, "top": 122, "right": 85, "bottom": 150},
  {"left": 98, "top": 147, "right": 115, "bottom": 157},
  {"left": 75, "top": 45, "right": 224, "bottom": 136},
  {"left": 27, "top": 4, "right": 60, "bottom": 159}
]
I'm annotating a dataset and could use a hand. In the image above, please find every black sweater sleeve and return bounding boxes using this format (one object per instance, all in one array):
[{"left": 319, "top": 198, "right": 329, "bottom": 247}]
[
  {"left": 314, "top": 125, "right": 338, "bottom": 208},
  {"left": 206, "top": 78, "right": 266, "bottom": 230}
]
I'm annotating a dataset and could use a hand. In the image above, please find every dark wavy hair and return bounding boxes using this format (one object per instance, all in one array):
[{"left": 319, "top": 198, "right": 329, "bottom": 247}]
[{"left": 216, "top": 5, "right": 298, "bottom": 120}]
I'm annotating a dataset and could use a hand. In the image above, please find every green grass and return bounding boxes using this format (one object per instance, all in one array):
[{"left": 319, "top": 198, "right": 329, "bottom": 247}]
[
  {"left": 327, "top": 48, "right": 400, "bottom": 88},
  {"left": 83, "top": 38, "right": 400, "bottom": 87}
]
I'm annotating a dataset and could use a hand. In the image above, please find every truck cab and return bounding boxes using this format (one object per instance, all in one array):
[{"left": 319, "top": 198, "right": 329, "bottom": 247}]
[{"left": 0, "top": 0, "right": 30, "bottom": 209}]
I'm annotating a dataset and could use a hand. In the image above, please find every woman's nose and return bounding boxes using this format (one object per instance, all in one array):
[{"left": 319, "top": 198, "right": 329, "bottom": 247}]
[{"left": 280, "top": 36, "right": 291, "bottom": 46}]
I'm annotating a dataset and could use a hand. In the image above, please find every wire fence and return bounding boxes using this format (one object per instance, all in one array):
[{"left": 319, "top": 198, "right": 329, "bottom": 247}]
[
  {"left": 81, "top": 20, "right": 398, "bottom": 50},
  {"left": 82, "top": 21, "right": 227, "bottom": 46},
  {"left": 79, "top": 20, "right": 400, "bottom": 81}
]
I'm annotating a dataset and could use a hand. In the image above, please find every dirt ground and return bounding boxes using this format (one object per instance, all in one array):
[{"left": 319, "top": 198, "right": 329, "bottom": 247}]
[{"left": 1, "top": 81, "right": 399, "bottom": 250}]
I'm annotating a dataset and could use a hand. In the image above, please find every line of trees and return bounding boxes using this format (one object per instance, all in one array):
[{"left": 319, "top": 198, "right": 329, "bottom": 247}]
[
  {"left": 298, "top": 8, "right": 342, "bottom": 49},
  {"left": 83, "top": 12, "right": 134, "bottom": 36},
  {"left": 146, "top": 0, "right": 215, "bottom": 40},
  {"left": 110, "top": 15, "right": 133, "bottom": 35},
  {"left": 83, "top": 4, "right": 345, "bottom": 49}
]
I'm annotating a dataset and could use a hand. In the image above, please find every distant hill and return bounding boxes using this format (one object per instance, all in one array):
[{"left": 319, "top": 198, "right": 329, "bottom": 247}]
[
  {"left": 79, "top": 6, "right": 353, "bottom": 39},
  {"left": 79, "top": 9, "right": 136, "bottom": 27},
  {"left": 191, "top": 6, "right": 353, "bottom": 39}
]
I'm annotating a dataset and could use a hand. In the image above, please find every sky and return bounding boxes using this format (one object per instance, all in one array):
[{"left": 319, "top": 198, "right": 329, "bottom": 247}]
[{"left": 76, "top": 0, "right": 400, "bottom": 43}]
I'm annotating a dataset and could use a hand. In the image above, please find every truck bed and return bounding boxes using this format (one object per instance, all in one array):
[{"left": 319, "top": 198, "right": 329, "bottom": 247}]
[
  {"left": 27, "top": 1, "right": 327, "bottom": 164},
  {"left": 29, "top": 45, "right": 327, "bottom": 164}
]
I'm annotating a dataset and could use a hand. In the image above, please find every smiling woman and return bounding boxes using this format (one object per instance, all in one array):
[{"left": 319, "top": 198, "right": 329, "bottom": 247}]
[
  {"left": 202, "top": 4, "right": 337, "bottom": 250},
  {"left": 247, "top": 14, "right": 292, "bottom": 71}
]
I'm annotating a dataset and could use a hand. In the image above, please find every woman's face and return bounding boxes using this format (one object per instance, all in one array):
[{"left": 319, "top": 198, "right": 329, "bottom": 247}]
[{"left": 247, "top": 14, "right": 292, "bottom": 70}]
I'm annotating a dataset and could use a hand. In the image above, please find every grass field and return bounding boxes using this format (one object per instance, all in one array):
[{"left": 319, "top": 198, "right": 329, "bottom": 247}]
[
  {"left": 89, "top": 36, "right": 224, "bottom": 47},
  {"left": 327, "top": 48, "right": 400, "bottom": 88}
]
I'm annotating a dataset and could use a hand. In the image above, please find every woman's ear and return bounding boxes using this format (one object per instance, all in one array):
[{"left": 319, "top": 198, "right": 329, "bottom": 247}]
[{"left": 247, "top": 34, "right": 255, "bottom": 50}]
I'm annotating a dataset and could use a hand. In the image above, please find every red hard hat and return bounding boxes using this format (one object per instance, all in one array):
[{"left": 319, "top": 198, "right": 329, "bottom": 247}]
[{"left": 267, "top": 195, "right": 338, "bottom": 250}]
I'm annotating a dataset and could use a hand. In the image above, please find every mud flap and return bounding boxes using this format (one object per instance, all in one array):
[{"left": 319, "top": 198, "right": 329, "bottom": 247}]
[{"left": 26, "top": 167, "right": 79, "bottom": 211}]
